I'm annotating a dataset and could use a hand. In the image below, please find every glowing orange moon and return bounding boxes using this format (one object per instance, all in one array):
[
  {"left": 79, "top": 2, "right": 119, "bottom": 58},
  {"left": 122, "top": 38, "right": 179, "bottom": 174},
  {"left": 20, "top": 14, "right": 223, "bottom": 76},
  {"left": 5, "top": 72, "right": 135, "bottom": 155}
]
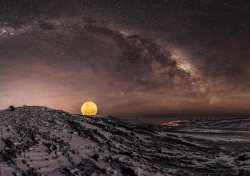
[{"left": 81, "top": 101, "right": 98, "bottom": 116}]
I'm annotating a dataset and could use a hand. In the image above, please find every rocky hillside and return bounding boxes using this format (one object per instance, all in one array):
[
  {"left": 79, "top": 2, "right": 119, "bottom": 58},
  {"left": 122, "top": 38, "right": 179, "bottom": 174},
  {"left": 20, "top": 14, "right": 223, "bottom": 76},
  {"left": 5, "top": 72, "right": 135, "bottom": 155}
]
[{"left": 0, "top": 106, "right": 249, "bottom": 176}]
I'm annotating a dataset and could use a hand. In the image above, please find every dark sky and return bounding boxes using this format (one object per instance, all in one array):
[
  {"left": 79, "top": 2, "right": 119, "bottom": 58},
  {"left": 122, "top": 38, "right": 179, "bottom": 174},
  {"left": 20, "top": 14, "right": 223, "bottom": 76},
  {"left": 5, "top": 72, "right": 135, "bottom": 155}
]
[{"left": 0, "top": 0, "right": 250, "bottom": 123}]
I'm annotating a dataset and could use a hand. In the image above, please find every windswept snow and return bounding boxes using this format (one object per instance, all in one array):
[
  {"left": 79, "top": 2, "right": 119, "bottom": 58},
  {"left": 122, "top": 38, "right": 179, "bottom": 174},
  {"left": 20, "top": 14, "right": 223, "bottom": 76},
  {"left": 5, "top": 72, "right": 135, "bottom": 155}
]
[{"left": 0, "top": 106, "right": 249, "bottom": 175}]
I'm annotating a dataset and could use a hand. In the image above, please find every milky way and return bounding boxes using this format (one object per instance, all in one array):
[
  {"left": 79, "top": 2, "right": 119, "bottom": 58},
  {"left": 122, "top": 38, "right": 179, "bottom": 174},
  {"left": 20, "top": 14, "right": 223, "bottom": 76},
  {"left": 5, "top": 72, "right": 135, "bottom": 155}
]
[{"left": 0, "top": 0, "right": 250, "bottom": 123}]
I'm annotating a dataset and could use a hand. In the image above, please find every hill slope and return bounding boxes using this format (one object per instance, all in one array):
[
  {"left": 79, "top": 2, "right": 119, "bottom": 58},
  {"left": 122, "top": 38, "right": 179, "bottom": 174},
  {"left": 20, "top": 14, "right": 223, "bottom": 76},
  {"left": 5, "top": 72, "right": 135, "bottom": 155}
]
[{"left": 0, "top": 106, "right": 249, "bottom": 176}]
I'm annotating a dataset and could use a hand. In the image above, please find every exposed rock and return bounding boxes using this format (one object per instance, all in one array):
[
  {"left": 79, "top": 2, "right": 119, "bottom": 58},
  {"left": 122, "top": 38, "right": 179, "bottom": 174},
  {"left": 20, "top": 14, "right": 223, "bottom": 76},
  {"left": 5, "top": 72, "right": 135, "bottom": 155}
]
[{"left": 0, "top": 106, "right": 249, "bottom": 175}]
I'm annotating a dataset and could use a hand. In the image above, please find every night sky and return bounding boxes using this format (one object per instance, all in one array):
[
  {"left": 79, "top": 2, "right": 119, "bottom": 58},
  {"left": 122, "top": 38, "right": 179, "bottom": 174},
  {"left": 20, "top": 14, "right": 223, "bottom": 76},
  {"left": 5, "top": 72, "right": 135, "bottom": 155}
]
[{"left": 0, "top": 0, "right": 250, "bottom": 123}]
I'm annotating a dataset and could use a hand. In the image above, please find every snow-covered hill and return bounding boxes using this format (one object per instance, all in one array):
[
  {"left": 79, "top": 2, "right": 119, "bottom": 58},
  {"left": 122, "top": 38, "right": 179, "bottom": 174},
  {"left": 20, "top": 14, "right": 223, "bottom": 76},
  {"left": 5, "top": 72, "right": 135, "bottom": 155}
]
[
  {"left": 192, "top": 118, "right": 250, "bottom": 130},
  {"left": 0, "top": 106, "right": 249, "bottom": 175},
  {"left": 162, "top": 118, "right": 250, "bottom": 131}
]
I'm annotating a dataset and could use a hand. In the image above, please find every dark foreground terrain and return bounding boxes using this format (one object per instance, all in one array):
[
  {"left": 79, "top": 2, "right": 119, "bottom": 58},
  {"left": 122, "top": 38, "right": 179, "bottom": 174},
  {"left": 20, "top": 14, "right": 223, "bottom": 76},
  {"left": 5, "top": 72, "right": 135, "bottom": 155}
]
[{"left": 0, "top": 106, "right": 250, "bottom": 175}]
